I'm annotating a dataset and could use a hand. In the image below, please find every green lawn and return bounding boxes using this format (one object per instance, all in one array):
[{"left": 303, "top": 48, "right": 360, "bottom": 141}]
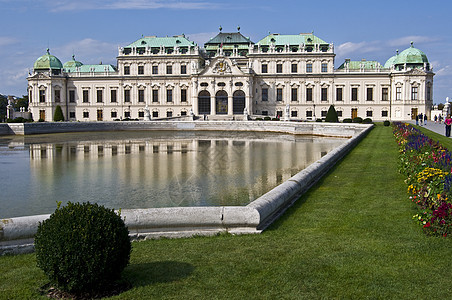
[{"left": 2, "top": 124, "right": 452, "bottom": 299}]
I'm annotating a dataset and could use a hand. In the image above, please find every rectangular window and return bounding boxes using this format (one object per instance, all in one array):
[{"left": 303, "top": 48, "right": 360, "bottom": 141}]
[
  {"left": 83, "top": 90, "right": 89, "bottom": 103},
  {"left": 306, "top": 111, "right": 313, "bottom": 118},
  {"left": 167, "top": 89, "right": 173, "bottom": 102},
  {"left": 29, "top": 90, "right": 32, "bottom": 102},
  {"left": 291, "top": 63, "right": 297, "bottom": 73},
  {"left": 110, "top": 90, "right": 117, "bottom": 103},
  {"left": 367, "top": 111, "right": 373, "bottom": 117},
  {"left": 337, "top": 111, "right": 342, "bottom": 117},
  {"left": 321, "top": 88, "right": 328, "bottom": 101},
  {"left": 382, "top": 110, "right": 388, "bottom": 117},
  {"left": 181, "top": 65, "right": 187, "bottom": 74},
  {"left": 427, "top": 86, "right": 431, "bottom": 101},
  {"left": 83, "top": 111, "right": 89, "bottom": 118},
  {"left": 167, "top": 111, "right": 173, "bottom": 118},
  {"left": 181, "top": 111, "right": 187, "bottom": 116},
  {"left": 291, "top": 88, "right": 298, "bottom": 102},
  {"left": 262, "top": 111, "right": 268, "bottom": 116},
  {"left": 111, "top": 111, "right": 117, "bottom": 118},
  {"left": 321, "top": 111, "right": 327, "bottom": 118},
  {"left": 166, "top": 65, "right": 172, "bottom": 74},
  {"left": 276, "top": 88, "right": 283, "bottom": 101},
  {"left": 261, "top": 64, "right": 268, "bottom": 73},
  {"left": 336, "top": 88, "right": 343, "bottom": 101},
  {"left": 396, "top": 87, "right": 402, "bottom": 100},
  {"left": 138, "top": 89, "right": 144, "bottom": 102},
  {"left": 54, "top": 90, "right": 60, "bottom": 102},
  {"left": 69, "top": 112, "right": 75, "bottom": 118},
  {"left": 321, "top": 63, "right": 328, "bottom": 72},
  {"left": 382, "top": 88, "right": 388, "bottom": 101},
  {"left": 262, "top": 88, "right": 268, "bottom": 101},
  {"left": 411, "top": 86, "right": 418, "bottom": 100},
  {"left": 367, "top": 87, "right": 373, "bottom": 101},
  {"left": 306, "top": 63, "right": 313, "bottom": 73},
  {"left": 276, "top": 64, "right": 282, "bottom": 73},
  {"left": 152, "top": 111, "right": 159, "bottom": 118},
  {"left": 39, "top": 90, "right": 45, "bottom": 102},
  {"left": 138, "top": 111, "right": 145, "bottom": 118},
  {"left": 152, "top": 90, "right": 159, "bottom": 103},
  {"left": 138, "top": 65, "right": 144, "bottom": 75},
  {"left": 69, "top": 90, "right": 75, "bottom": 103},
  {"left": 124, "top": 90, "right": 130, "bottom": 102},
  {"left": 181, "top": 89, "right": 187, "bottom": 102},
  {"left": 306, "top": 88, "right": 313, "bottom": 101},
  {"left": 124, "top": 66, "right": 130, "bottom": 75},
  {"left": 97, "top": 89, "right": 103, "bottom": 103},
  {"left": 291, "top": 111, "right": 298, "bottom": 117},
  {"left": 124, "top": 111, "right": 130, "bottom": 118},
  {"left": 352, "top": 87, "right": 358, "bottom": 101},
  {"left": 152, "top": 65, "right": 158, "bottom": 74}
]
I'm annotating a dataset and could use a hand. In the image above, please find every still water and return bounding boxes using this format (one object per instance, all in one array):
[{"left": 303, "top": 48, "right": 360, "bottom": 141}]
[{"left": 0, "top": 131, "right": 345, "bottom": 218}]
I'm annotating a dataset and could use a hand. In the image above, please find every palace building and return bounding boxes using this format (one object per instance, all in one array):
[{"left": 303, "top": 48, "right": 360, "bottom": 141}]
[{"left": 27, "top": 28, "right": 434, "bottom": 122}]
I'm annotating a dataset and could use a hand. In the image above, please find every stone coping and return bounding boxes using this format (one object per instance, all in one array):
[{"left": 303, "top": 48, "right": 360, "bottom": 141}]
[{"left": 0, "top": 122, "right": 373, "bottom": 255}]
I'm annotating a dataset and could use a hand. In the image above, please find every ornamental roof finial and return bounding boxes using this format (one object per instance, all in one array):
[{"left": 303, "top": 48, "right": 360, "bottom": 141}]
[
  {"left": 219, "top": 25, "right": 222, "bottom": 32},
  {"left": 237, "top": 25, "right": 240, "bottom": 32},
  {"left": 410, "top": 41, "right": 414, "bottom": 47}
]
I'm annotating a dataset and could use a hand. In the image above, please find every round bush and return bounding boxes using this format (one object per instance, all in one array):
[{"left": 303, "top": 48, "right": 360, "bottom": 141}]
[
  {"left": 383, "top": 120, "right": 390, "bottom": 126},
  {"left": 362, "top": 118, "right": 373, "bottom": 124},
  {"left": 35, "top": 202, "right": 131, "bottom": 294},
  {"left": 343, "top": 118, "right": 352, "bottom": 123},
  {"left": 352, "top": 117, "right": 363, "bottom": 123},
  {"left": 315, "top": 118, "right": 323, "bottom": 122},
  {"left": 263, "top": 116, "right": 271, "bottom": 121}
]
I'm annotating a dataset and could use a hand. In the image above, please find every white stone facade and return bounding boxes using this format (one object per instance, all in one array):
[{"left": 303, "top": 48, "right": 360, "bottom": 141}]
[{"left": 27, "top": 33, "right": 434, "bottom": 122}]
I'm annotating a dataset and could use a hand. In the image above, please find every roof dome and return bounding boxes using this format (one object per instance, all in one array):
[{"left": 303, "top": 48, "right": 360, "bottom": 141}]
[
  {"left": 384, "top": 52, "right": 397, "bottom": 68},
  {"left": 394, "top": 42, "right": 428, "bottom": 65},
  {"left": 63, "top": 55, "right": 83, "bottom": 68},
  {"left": 34, "top": 49, "right": 63, "bottom": 70}
]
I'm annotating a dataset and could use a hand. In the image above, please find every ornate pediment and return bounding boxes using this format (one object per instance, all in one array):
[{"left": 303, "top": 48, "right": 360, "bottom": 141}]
[
  {"left": 406, "top": 68, "right": 427, "bottom": 76},
  {"left": 28, "top": 72, "right": 51, "bottom": 80},
  {"left": 198, "top": 57, "right": 245, "bottom": 76}
]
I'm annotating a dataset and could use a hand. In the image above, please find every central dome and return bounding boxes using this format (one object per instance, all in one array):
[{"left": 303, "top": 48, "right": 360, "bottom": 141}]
[
  {"left": 394, "top": 42, "right": 428, "bottom": 65},
  {"left": 33, "top": 49, "right": 63, "bottom": 70}
]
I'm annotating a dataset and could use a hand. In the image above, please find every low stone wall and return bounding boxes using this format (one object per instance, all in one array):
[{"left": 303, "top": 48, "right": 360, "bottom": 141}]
[
  {"left": 0, "top": 122, "right": 373, "bottom": 255},
  {"left": 0, "top": 124, "right": 12, "bottom": 135},
  {"left": 2, "top": 120, "right": 365, "bottom": 137}
]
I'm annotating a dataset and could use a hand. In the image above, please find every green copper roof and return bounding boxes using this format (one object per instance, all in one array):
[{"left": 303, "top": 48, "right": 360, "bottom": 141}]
[
  {"left": 64, "top": 64, "right": 116, "bottom": 73},
  {"left": 34, "top": 49, "right": 63, "bottom": 70},
  {"left": 384, "top": 54, "right": 397, "bottom": 68},
  {"left": 205, "top": 32, "right": 253, "bottom": 46},
  {"left": 125, "top": 35, "right": 196, "bottom": 48},
  {"left": 256, "top": 33, "right": 328, "bottom": 46},
  {"left": 394, "top": 42, "right": 428, "bottom": 65},
  {"left": 337, "top": 60, "right": 382, "bottom": 70},
  {"left": 63, "top": 55, "right": 83, "bottom": 68}
]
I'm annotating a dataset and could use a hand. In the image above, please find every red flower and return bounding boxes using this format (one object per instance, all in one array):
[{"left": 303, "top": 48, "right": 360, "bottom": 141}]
[
  {"left": 423, "top": 222, "right": 431, "bottom": 228},
  {"left": 444, "top": 233, "right": 448, "bottom": 237}
]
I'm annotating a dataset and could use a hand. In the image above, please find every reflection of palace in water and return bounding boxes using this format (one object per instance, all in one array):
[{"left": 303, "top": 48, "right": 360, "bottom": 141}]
[{"left": 23, "top": 134, "right": 341, "bottom": 207}]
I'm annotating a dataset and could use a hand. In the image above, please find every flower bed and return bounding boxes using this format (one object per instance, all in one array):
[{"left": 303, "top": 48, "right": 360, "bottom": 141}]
[{"left": 393, "top": 122, "right": 452, "bottom": 237}]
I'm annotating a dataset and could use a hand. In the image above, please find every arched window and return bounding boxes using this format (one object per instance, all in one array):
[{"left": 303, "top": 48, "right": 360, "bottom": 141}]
[
  {"left": 198, "top": 90, "right": 211, "bottom": 115},
  {"left": 233, "top": 90, "right": 245, "bottom": 114},
  {"left": 215, "top": 90, "right": 228, "bottom": 115}
]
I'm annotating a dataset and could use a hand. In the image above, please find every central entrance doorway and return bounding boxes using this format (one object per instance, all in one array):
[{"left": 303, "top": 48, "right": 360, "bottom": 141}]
[
  {"left": 351, "top": 108, "right": 358, "bottom": 119},
  {"left": 216, "top": 91, "right": 228, "bottom": 115},
  {"left": 198, "top": 90, "right": 211, "bottom": 115},
  {"left": 233, "top": 90, "right": 245, "bottom": 114},
  {"left": 97, "top": 109, "right": 103, "bottom": 121}
]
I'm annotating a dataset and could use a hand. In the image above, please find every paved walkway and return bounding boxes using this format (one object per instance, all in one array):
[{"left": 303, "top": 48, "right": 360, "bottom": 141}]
[{"left": 406, "top": 120, "right": 448, "bottom": 136}]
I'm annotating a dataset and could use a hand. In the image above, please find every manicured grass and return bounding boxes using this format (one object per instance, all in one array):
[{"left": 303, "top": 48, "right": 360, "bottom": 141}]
[{"left": 2, "top": 124, "right": 452, "bottom": 299}]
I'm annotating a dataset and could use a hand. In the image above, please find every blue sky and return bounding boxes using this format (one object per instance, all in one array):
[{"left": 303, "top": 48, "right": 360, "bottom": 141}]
[{"left": 1, "top": 0, "right": 451, "bottom": 104}]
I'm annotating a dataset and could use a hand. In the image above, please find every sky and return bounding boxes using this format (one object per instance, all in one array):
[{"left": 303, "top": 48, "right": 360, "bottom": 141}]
[{"left": 1, "top": 0, "right": 451, "bottom": 104}]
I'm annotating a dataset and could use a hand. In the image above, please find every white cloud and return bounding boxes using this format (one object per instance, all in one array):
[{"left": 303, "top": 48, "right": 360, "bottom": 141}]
[
  {"left": 387, "top": 35, "right": 440, "bottom": 48},
  {"left": 48, "top": 0, "right": 223, "bottom": 12},
  {"left": 0, "top": 37, "right": 17, "bottom": 47},
  {"left": 54, "top": 38, "right": 120, "bottom": 65},
  {"left": 336, "top": 41, "right": 382, "bottom": 58}
]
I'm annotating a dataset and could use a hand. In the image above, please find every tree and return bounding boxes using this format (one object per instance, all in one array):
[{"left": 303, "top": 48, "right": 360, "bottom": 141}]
[
  {"left": 14, "top": 95, "right": 29, "bottom": 111},
  {"left": 0, "top": 94, "right": 7, "bottom": 121},
  {"left": 325, "top": 105, "right": 339, "bottom": 123},
  {"left": 53, "top": 105, "right": 64, "bottom": 121}
]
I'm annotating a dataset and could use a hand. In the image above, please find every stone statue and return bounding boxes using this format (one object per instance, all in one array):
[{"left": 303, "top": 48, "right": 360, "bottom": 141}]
[
  {"left": 144, "top": 106, "right": 151, "bottom": 121},
  {"left": 284, "top": 104, "right": 290, "bottom": 121},
  {"left": 243, "top": 107, "right": 248, "bottom": 121}
]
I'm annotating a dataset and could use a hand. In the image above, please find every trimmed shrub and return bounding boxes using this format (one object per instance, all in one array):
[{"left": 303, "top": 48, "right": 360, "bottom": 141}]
[
  {"left": 263, "top": 116, "right": 271, "bottom": 121},
  {"left": 383, "top": 120, "right": 390, "bottom": 126},
  {"left": 271, "top": 118, "right": 279, "bottom": 121},
  {"left": 35, "top": 202, "right": 131, "bottom": 295},
  {"left": 352, "top": 117, "right": 363, "bottom": 123},
  {"left": 325, "top": 105, "right": 339, "bottom": 123},
  {"left": 315, "top": 118, "right": 323, "bottom": 122},
  {"left": 38, "top": 118, "right": 45, "bottom": 122},
  {"left": 343, "top": 118, "right": 353, "bottom": 123},
  {"left": 53, "top": 105, "right": 64, "bottom": 121},
  {"left": 255, "top": 117, "right": 263, "bottom": 121},
  {"left": 362, "top": 118, "right": 373, "bottom": 124}
]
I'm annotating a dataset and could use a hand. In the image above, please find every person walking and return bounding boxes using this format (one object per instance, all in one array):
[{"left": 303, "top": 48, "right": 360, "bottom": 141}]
[
  {"left": 445, "top": 114, "right": 452, "bottom": 137},
  {"left": 434, "top": 115, "right": 438, "bottom": 123},
  {"left": 419, "top": 113, "right": 423, "bottom": 126},
  {"left": 424, "top": 114, "right": 427, "bottom": 125},
  {"left": 416, "top": 114, "right": 419, "bottom": 125}
]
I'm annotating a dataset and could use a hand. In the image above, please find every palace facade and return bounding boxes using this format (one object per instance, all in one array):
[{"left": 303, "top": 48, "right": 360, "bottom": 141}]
[{"left": 27, "top": 29, "right": 434, "bottom": 122}]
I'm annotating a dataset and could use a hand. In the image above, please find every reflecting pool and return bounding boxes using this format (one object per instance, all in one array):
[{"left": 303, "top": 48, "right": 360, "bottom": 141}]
[{"left": 0, "top": 131, "right": 345, "bottom": 218}]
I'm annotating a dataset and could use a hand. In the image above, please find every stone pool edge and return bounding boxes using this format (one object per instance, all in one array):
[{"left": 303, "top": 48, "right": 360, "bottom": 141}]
[{"left": 0, "top": 122, "right": 373, "bottom": 255}]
